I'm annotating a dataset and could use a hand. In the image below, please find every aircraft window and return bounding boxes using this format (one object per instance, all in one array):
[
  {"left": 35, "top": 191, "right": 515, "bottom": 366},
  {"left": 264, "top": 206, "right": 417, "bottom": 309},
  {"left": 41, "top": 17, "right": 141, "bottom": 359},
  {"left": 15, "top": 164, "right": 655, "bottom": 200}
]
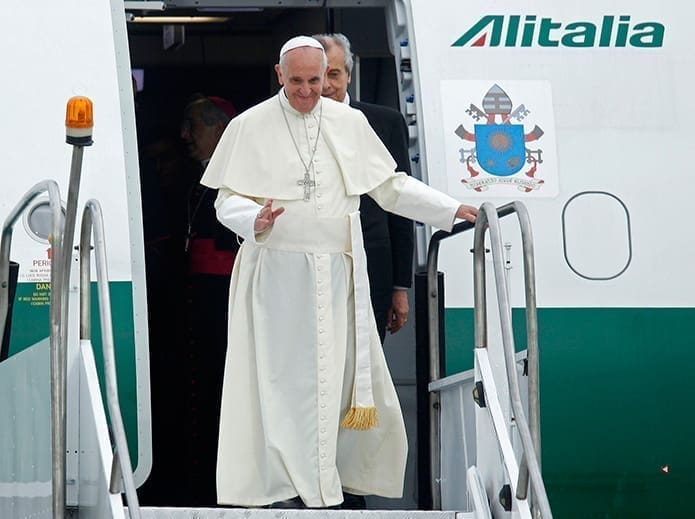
[
  {"left": 562, "top": 191, "right": 632, "bottom": 280},
  {"left": 22, "top": 199, "right": 66, "bottom": 245}
]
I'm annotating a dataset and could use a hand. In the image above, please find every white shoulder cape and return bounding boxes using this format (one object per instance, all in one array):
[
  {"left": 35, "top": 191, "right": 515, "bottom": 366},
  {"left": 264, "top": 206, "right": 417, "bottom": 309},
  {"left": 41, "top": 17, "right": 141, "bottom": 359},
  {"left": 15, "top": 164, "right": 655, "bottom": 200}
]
[{"left": 200, "top": 95, "right": 398, "bottom": 199}]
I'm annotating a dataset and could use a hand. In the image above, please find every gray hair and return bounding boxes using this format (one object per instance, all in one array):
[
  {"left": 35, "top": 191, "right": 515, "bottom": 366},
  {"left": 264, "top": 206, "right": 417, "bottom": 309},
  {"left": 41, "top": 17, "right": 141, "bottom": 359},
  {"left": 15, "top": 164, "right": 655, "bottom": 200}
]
[
  {"left": 312, "top": 33, "right": 354, "bottom": 76},
  {"left": 279, "top": 45, "right": 328, "bottom": 75}
]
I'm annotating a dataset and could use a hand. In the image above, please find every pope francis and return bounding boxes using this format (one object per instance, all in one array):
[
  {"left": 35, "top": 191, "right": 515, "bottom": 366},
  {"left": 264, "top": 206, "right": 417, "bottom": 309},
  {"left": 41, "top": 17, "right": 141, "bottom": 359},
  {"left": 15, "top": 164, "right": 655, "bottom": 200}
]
[{"left": 200, "top": 35, "right": 478, "bottom": 508}]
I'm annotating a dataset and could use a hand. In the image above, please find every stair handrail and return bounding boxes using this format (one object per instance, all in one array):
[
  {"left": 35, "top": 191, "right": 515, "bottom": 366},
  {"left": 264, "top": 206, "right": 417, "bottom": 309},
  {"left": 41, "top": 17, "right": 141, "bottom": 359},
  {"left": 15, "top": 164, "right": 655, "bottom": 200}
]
[
  {"left": 0, "top": 180, "right": 68, "bottom": 518},
  {"left": 426, "top": 202, "right": 515, "bottom": 510},
  {"left": 79, "top": 199, "right": 141, "bottom": 519},
  {"left": 472, "top": 201, "right": 550, "bottom": 518}
]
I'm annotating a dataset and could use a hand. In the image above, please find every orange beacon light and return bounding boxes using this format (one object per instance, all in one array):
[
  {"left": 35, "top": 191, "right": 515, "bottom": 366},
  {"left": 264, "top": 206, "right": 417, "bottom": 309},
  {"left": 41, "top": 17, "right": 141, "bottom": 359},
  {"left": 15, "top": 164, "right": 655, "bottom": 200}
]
[{"left": 65, "top": 96, "right": 94, "bottom": 146}]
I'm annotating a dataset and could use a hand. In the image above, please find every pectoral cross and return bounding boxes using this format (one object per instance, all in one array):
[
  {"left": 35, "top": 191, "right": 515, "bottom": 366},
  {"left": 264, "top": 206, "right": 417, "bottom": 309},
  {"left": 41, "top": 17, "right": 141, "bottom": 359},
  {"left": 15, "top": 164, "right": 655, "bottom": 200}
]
[{"left": 297, "top": 172, "right": 316, "bottom": 201}]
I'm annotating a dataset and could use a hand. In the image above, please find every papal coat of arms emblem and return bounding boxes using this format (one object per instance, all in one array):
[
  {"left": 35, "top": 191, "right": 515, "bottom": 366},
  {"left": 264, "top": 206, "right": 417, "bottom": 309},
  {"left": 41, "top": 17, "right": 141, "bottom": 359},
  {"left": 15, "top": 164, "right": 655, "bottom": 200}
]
[{"left": 455, "top": 84, "right": 545, "bottom": 192}]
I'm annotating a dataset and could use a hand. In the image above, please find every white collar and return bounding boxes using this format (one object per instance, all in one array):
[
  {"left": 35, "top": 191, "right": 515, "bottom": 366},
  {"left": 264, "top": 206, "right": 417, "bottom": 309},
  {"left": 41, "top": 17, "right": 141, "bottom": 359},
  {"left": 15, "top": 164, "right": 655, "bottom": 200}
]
[{"left": 342, "top": 92, "right": 351, "bottom": 105}]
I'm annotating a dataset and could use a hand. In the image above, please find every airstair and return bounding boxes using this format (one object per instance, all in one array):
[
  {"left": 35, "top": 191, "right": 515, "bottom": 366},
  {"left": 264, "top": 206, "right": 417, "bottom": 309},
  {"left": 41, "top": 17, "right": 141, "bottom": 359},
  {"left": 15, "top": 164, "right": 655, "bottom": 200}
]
[{"left": 423, "top": 202, "right": 552, "bottom": 518}]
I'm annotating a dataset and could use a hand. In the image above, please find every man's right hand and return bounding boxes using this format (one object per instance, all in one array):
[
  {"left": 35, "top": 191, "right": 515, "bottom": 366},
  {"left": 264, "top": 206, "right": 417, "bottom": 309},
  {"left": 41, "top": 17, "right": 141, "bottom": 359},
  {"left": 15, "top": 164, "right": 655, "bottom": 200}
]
[{"left": 255, "top": 199, "right": 285, "bottom": 233}]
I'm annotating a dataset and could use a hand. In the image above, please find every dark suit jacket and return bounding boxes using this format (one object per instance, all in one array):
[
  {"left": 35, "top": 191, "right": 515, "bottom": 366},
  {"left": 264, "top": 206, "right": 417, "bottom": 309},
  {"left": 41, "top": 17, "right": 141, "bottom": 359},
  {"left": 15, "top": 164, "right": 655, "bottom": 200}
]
[{"left": 351, "top": 100, "right": 415, "bottom": 337}]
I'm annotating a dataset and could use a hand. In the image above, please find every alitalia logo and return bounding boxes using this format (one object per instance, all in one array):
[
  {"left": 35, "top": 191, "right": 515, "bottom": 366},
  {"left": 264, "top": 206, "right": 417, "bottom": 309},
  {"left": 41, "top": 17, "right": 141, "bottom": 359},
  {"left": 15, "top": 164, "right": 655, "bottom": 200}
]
[{"left": 452, "top": 15, "right": 664, "bottom": 48}]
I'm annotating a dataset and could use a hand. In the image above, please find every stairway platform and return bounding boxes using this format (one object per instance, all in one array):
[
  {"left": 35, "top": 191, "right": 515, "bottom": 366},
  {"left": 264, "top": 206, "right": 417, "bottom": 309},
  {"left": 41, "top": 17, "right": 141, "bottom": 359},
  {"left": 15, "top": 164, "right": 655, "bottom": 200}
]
[{"left": 134, "top": 508, "right": 473, "bottom": 519}]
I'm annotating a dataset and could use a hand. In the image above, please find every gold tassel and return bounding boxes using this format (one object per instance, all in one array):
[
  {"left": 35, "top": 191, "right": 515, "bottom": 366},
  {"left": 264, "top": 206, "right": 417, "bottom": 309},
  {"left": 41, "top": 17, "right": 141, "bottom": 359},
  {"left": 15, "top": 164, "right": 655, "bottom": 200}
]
[{"left": 341, "top": 406, "right": 378, "bottom": 430}]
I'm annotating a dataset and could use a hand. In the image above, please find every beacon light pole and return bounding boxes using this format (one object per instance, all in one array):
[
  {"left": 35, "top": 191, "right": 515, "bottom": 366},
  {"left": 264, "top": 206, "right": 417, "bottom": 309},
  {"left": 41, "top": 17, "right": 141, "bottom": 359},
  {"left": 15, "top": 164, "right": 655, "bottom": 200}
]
[{"left": 52, "top": 96, "right": 93, "bottom": 519}]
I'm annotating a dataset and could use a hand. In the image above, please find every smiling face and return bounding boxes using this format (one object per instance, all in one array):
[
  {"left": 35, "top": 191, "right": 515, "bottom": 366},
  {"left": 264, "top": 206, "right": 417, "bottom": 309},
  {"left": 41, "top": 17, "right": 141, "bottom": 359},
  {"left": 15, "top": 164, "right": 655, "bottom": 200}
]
[
  {"left": 322, "top": 43, "right": 351, "bottom": 103},
  {"left": 275, "top": 46, "right": 327, "bottom": 113}
]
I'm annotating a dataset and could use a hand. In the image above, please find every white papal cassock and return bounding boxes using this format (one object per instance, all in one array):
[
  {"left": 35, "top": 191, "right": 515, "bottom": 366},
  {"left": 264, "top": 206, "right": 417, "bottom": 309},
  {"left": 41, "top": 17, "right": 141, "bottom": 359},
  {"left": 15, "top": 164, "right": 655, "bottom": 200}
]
[{"left": 201, "top": 92, "right": 462, "bottom": 508}]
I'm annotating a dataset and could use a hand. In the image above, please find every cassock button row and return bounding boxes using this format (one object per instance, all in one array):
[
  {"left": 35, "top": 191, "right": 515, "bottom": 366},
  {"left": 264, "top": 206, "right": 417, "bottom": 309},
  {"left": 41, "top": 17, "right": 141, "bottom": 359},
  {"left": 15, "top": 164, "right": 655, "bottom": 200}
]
[
  {"left": 317, "top": 193, "right": 322, "bottom": 198},
  {"left": 318, "top": 291, "right": 323, "bottom": 296},
  {"left": 318, "top": 205, "right": 323, "bottom": 210},
  {"left": 321, "top": 404, "right": 326, "bottom": 408}
]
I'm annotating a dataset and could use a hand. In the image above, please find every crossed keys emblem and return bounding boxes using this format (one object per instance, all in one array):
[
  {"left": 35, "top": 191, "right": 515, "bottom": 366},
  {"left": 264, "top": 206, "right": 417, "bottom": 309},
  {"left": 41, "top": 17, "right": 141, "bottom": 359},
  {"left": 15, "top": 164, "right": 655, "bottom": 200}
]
[{"left": 454, "top": 84, "right": 545, "bottom": 193}]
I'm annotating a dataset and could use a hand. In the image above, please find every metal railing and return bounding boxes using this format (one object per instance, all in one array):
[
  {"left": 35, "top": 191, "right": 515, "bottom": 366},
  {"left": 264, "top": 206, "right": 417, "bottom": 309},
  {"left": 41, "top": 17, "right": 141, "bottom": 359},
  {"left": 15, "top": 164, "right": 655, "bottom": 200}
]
[
  {"left": 0, "top": 180, "right": 67, "bottom": 519},
  {"left": 426, "top": 201, "right": 551, "bottom": 517},
  {"left": 473, "top": 201, "right": 550, "bottom": 517},
  {"left": 80, "top": 199, "right": 141, "bottom": 519}
]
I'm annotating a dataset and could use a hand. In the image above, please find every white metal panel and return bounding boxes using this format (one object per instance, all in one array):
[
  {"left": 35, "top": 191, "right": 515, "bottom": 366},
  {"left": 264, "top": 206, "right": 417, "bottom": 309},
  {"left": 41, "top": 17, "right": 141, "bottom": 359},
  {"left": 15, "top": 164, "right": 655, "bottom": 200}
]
[
  {"left": 0, "top": 340, "right": 51, "bottom": 519},
  {"left": 78, "top": 340, "right": 126, "bottom": 519},
  {"left": 439, "top": 373, "right": 476, "bottom": 511},
  {"left": 433, "top": 350, "right": 529, "bottom": 514}
]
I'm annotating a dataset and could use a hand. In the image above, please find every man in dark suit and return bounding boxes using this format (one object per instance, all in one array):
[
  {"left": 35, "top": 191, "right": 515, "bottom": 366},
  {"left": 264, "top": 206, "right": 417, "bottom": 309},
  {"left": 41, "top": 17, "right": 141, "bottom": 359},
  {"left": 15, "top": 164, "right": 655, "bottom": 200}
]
[{"left": 314, "top": 33, "right": 415, "bottom": 345}]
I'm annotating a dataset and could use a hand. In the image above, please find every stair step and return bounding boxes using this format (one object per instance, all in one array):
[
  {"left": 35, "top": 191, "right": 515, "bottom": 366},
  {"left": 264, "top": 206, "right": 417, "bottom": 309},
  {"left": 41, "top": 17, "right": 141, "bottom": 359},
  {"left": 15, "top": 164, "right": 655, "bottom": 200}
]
[{"left": 133, "top": 508, "right": 473, "bottom": 519}]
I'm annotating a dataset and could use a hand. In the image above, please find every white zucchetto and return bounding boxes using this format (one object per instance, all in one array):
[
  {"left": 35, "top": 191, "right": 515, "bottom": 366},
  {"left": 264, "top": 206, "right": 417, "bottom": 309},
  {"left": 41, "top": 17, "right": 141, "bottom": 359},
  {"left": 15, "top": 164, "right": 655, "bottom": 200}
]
[{"left": 279, "top": 36, "right": 324, "bottom": 60}]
